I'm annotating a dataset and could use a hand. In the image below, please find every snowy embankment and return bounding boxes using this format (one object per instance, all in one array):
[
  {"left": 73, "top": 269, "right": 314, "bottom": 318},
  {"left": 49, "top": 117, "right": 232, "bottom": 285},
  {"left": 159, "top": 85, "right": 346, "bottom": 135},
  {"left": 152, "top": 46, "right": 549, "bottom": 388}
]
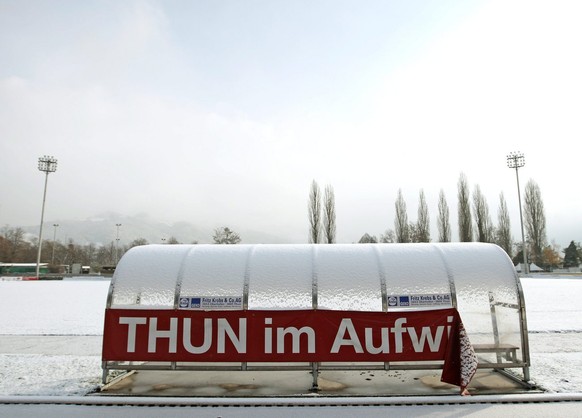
[{"left": 0, "top": 276, "right": 581, "bottom": 395}]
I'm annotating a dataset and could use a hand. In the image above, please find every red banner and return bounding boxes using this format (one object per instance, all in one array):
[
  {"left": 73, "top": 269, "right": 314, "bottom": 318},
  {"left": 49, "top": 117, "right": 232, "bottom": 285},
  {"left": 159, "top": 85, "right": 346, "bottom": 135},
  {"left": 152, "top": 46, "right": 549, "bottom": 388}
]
[
  {"left": 102, "top": 308, "right": 477, "bottom": 391},
  {"left": 104, "top": 308, "right": 457, "bottom": 360}
]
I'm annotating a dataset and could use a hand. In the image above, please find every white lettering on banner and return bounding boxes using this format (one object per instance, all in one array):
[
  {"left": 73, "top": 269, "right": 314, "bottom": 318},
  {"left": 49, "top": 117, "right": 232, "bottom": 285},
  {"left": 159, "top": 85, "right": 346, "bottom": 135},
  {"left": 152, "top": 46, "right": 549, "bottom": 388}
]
[
  {"left": 217, "top": 318, "right": 247, "bottom": 354},
  {"left": 330, "top": 317, "right": 447, "bottom": 355},
  {"left": 148, "top": 317, "right": 178, "bottom": 353},
  {"left": 407, "top": 325, "right": 443, "bottom": 352},
  {"left": 118, "top": 317, "right": 247, "bottom": 355},
  {"left": 331, "top": 319, "right": 364, "bottom": 353},
  {"left": 365, "top": 327, "right": 389, "bottom": 354},
  {"left": 391, "top": 317, "right": 408, "bottom": 353},
  {"left": 114, "top": 314, "right": 450, "bottom": 357},
  {"left": 277, "top": 326, "right": 316, "bottom": 353},
  {"left": 264, "top": 318, "right": 273, "bottom": 353},
  {"left": 264, "top": 318, "right": 315, "bottom": 354},
  {"left": 183, "top": 318, "right": 213, "bottom": 354},
  {"left": 407, "top": 316, "right": 454, "bottom": 352},
  {"left": 119, "top": 317, "right": 147, "bottom": 353}
]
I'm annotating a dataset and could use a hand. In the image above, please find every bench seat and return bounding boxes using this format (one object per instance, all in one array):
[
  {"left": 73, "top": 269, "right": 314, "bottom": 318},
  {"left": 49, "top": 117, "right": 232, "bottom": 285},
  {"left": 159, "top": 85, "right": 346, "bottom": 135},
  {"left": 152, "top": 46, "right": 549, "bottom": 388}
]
[{"left": 473, "top": 343, "right": 519, "bottom": 363}]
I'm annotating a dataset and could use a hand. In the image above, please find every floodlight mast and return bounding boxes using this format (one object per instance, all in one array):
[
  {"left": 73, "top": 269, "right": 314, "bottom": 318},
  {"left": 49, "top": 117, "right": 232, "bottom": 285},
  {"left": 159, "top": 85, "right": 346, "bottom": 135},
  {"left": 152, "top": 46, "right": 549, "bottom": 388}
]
[
  {"left": 507, "top": 152, "right": 528, "bottom": 275},
  {"left": 36, "top": 155, "right": 58, "bottom": 278}
]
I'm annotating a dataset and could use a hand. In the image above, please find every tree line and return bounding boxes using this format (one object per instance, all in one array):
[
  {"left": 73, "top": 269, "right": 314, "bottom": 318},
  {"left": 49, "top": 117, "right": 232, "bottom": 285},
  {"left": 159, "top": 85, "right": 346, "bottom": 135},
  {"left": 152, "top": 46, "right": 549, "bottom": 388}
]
[
  {"left": 308, "top": 174, "right": 582, "bottom": 271},
  {"left": 1, "top": 173, "right": 580, "bottom": 273},
  {"left": 0, "top": 226, "right": 241, "bottom": 274}
]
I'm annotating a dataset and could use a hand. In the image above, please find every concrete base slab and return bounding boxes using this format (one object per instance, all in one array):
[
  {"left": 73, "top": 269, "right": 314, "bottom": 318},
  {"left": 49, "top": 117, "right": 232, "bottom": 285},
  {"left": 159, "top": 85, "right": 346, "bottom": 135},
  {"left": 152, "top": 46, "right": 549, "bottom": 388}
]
[{"left": 100, "top": 368, "right": 537, "bottom": 397}]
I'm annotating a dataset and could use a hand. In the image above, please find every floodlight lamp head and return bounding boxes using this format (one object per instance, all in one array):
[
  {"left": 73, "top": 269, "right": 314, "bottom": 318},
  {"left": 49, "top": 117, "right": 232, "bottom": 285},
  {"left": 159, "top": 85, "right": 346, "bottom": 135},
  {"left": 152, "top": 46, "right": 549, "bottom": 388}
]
[
  {"left": 506, "top": 151, "right": 525, "bottom": 169},
  {"left": 38, "top": 155, "right": 58, "bottom": 173}
]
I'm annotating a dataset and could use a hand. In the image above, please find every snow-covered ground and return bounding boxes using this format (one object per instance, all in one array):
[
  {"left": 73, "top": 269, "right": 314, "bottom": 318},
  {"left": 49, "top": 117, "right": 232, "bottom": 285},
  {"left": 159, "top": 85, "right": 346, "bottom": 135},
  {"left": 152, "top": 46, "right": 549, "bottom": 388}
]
[{"left": 0, "top": 275, "right": 581, "bottom": 396}]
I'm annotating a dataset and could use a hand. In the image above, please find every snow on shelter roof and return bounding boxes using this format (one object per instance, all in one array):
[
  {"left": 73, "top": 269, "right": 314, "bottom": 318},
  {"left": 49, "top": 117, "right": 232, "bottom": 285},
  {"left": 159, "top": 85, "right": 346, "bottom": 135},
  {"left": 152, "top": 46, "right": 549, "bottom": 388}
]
[
  {"left": 107, "top": 243, "right": 526, "bottom": 342},
  {"left": 108, "top": 242, "right": 521, "bottom": 309},
  {"left": 104, "top": 243, "right": 530, "bottom": 379}
]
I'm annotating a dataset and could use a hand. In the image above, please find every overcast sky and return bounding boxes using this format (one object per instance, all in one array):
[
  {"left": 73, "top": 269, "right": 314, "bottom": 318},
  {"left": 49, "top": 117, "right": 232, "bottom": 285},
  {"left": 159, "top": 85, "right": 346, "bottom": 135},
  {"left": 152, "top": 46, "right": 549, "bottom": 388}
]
[{"left": 1, "top": 0, "right": 581, "bottom": 246}]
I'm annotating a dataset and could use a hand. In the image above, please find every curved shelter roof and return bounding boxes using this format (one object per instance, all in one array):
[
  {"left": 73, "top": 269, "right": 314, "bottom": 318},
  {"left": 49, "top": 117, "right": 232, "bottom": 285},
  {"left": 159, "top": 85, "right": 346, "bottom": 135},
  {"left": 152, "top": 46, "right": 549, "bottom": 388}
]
[{"left": 108, "top": 243, "right": 527, "bottom": 351}]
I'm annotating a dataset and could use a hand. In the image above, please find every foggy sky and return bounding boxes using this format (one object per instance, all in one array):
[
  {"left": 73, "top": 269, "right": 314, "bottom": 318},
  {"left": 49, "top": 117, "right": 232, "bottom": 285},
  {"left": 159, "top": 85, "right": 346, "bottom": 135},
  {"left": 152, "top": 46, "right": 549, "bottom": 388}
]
[{"left": 1, "top": 0, "right": 581, "bottom": 246}]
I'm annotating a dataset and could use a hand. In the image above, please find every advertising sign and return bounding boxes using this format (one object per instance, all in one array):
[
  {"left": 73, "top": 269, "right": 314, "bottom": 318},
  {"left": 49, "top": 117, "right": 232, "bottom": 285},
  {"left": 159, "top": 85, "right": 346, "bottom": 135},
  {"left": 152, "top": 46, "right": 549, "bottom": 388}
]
[
  {"left": 104, "top": 308, "right": 461, "bottom": 362},
  {"left": 387, "top": 294, "right": 452, "bottom": 309},
  {"left": 102, "top": 307, "right": 476, "bottom": 390},
  {"left": 178, "top": 296, "right": 243, "bottom": 310}
]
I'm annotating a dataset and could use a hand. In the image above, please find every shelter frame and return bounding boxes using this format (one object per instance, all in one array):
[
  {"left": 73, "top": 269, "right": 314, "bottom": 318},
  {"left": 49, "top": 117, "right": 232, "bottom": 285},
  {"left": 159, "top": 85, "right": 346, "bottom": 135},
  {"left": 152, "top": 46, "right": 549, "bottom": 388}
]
[{"left": 102, "top": 243, "right": 531, "bottom": 390}]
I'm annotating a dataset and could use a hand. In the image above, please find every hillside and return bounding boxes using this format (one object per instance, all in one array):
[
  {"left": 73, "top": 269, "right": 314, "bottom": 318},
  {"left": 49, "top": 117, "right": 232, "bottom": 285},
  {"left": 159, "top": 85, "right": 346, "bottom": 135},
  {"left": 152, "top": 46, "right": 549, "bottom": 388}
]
[{"left": 20, "top": 213, "right": 294, "bottom": 246}]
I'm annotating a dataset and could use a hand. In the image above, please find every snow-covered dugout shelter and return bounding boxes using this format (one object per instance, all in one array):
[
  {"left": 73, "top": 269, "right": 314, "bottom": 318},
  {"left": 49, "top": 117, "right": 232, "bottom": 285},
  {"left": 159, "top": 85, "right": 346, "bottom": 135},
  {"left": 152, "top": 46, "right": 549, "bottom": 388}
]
[{"left": 102, "top": 243, "right": 531, "bottom": 390}]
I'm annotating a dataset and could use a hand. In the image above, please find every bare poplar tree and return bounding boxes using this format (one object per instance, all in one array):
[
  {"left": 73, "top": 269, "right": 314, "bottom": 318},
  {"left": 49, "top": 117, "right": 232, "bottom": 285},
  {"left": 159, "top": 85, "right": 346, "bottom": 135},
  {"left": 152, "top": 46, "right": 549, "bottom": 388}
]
[
  {"left": 496, "top": 192, "right": 512, "bottom": 256},
  {"left": 524, "top": 179, "right": 547, "bottom": 266},
  {"left": 322, "top": 184, "right": 336, "bottom": 244},
  {"left": 457, "top": 173, "right": 473, "bottom": 242},
  {"left": 416, "top": 189, "right": 430, "bottom": 242},
  {"left": 308, "top": 180, "right": 322, "bottom": 244},
  {"left": 380, "top": 229, "right": 396, "bottom": 243},
  {"left": 437, "top": 189, "right": 451, "bottom": 242},
  {"left": 394, "top": 189, "right": 410, "bottom": 243},
  {"left": 473, "top": 185, "right": 493, "bottom": 243},
  {"left": 408, "top": 223, "right": 419, "bottom": 243}
]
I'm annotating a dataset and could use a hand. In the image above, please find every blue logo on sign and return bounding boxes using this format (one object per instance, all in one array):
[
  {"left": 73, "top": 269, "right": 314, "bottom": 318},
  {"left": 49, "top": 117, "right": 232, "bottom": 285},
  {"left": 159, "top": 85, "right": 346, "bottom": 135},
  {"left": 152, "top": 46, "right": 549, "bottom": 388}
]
[
  {"left": 191, "top": 297, "right": 201, "bottom": 308},
  {"left": 398, "top": 296, "right": 410, "bottom": 306}
]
